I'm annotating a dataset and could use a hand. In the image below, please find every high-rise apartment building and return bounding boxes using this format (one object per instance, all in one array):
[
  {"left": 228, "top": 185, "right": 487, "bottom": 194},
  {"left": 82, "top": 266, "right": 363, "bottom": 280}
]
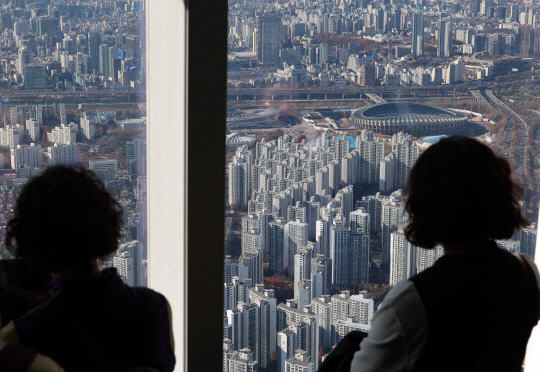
[
  {"left": 356, "top": 131, "right": 384, "bottom": 185},
  {"left": 390, "top": 132, "right": 419, "bottom": 190},
  {"left": 389, "top": 229, "right": 417, "bottom": 286},
  {"left": 229, "top": 145, "right": 252, "bottom": 208},
  {"left": 330, "top": 225, "right": 350, "bottom": 285},
  {"left": 285, "top": 220, "right": 308, "bottom": 274},
  {"left": 224, "top": 277, "right": 251, "bottom": 311},
  {"left": 113, "top": 240, "right": 143, "bottom": 286},
  {"left": 47, "top": 123, "right": 78, "bottom": 145},
  {"left": 47, "top": 143, "right": 79, "bottom": 166},
  {"left": 11, "top": 143, "right": 42, "bottom": 169},
  {"left": 416, "top": 245, "right": 444, "bottom": 274},
  {"left": 226, "top": 348, "right": 258, "bottom": 372},
  {"left": 310, "top": 255, "right": 332, "bottom": 298},
  {"left": 0, "top": 125, "right": 21, "bottom": 149},
  {"left": 270, "top": 218, "right": 286, "bottom": 274},
  {"left": 80, "top": 117, "right": 95, "bottom": 140},
  {"left": 411, "top": 12, "right": 424, "bottom": 57},
  {"left": 382, "top": 190, "right": 403, "bottom": 265},
  {"left": 26, "top": 119, "right": 40, "bottom": 142},
  {"left": 519, "top": 225, "right": 537, "bottom": 259},
  {"left": 437, "top": 15, "right": 452, "bottom": 57}
]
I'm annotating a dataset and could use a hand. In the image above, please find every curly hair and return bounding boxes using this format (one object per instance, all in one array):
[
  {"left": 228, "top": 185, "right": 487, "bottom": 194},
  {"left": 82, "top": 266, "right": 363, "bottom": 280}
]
[
  {"left": 404, "top": 135, "right": 529, "bottom": 249},
  {"left": 5, "top": 166, "right": 123, "bottom": 273}
]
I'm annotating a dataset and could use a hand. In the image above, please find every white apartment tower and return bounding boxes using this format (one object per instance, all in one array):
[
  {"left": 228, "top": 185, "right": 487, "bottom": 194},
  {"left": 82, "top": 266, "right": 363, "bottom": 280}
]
[
  {"left": 382, "top": 190, "right": 403, "bottom": 264},
  {"left": 356, "top": 131, "right": 385, "bottom": 185},
  {"left": 113, "top": 241, "right": 143, "bottom": 286},
  {"left": 47, "top": 144, "right": 79, "bottom": 166},
  {"left": 227, "top": 349, "right": 258, "bottom": 372},
  {"left": 11, "top": 143, "right": 41, "bottom": 169},
  {"left": 416, "top": 245, "right": 444, "bottom": 274},
  {"left": 294, "top": 246, "right": 314, "bottom": 303},
  {"left": 0, "top": 125, "right": 21, "bottom": 148},
  {"left": 284, "top": 220, "right": 308, "bottom": 274},
  {"left": 48, "top": 123, "right": 78, "bottom": 145},
  {"left": 80, "top": 117, "right": 95, "bottom": 140},
  {"left": 285, "top": 350, "right": 315, "bottom": 372},
  {"left": 389, "top": 229, "right": 417, "bottom": 286},
  {"left": 229, "top": 158, "right": 250, "bottom": 208},
  {"left": 520, "top": 225, "right": 537, "bottom": 259},
  {"left": 26, "top": 119, "right": 40, "bottom": 141}
]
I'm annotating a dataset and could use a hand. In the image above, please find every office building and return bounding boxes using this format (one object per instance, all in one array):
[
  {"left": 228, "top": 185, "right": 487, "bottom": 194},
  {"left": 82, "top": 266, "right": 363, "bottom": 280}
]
[
  {"left": 88, "top": 32, "right": 102, "bottom": 74},
  {"left": 89, "top": 159, "right": 118, "bottom": 181},
  {"left": 36, "top": 16, "right": 59, "bottom": 36},
  {"left": 24, "top": 64, "right": 47, "bottom": 89},
  {"left": 255, "top": 16, "right": 282, "bottom": 65}
]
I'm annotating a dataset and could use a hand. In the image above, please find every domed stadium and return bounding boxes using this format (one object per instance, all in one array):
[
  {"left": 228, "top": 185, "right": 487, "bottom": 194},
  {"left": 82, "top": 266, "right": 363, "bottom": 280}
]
[
  {"left": 352, "top": 102, "right": 469, "bottom": 137},
  {"left": 226, "top": 106, "right": 280, "bottom": 129},
  {"left": 226, "top": 133, "right": 257, "bottom": 147}
]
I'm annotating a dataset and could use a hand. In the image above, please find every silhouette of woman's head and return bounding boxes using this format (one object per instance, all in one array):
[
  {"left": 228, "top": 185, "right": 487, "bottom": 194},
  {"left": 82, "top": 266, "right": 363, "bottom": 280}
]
[
  {"left": 404, "top": 135, "right": 529, "bottom": 249},
  {"left": 5, "top": 166, "right": 123, "bottom": 273}
]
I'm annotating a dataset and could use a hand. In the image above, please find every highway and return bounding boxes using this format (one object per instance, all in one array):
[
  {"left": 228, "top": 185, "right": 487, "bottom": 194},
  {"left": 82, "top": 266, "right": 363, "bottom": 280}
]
[
  {"left": 0, "top": 90, "right": 143, "bottom": 105},
  {"left": 226, "top": 80, "right": 520, "bottom": 102},
  {"left": 483, "top": 89, "right": 533, "bottom": 191}
]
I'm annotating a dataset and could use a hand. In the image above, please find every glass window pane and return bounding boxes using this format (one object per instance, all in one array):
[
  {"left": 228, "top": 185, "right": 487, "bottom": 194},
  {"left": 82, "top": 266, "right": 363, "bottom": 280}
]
[
  {"left": 0, "top": 1, "right": 148, "bottom": 289},
  {"left": 224, "top": 2, "right": 539, "bottom": 371}
]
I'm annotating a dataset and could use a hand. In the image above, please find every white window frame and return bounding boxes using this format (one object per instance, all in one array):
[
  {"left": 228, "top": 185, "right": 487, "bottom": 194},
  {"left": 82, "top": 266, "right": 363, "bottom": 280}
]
[{"left": 147, "top": 1, "right": 226, "bottom": 371}]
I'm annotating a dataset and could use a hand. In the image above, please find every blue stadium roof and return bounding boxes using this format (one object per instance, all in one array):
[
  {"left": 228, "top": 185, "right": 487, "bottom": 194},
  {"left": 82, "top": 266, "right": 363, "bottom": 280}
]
[
  {"left": 422, "top": 135, "right": 448, "bottom": 144},
  {"left": 334, "top": 135, "right": 356, "bottom": 149}
]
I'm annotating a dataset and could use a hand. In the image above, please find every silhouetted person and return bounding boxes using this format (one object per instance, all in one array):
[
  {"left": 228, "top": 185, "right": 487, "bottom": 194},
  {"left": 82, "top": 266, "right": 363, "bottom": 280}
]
[
  {"left": 0, "top": 166, "right": 175, "bottom": 372},
  {"left": 350, "top": 136, "right": 539, "bottom": 372}
]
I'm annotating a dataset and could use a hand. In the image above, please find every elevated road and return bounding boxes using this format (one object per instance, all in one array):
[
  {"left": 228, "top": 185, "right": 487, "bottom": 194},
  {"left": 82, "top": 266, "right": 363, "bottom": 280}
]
[
  {"left": 484, "top": 89, "right": 533, "bottom": 191},
  {"left": 471, "top": 90, "right": 494, "bottom": 111},
  {"left": 365, "top": 93, "right": 386, "bottom": 103},
  {"left": 227, "top": 80, "right": 522, "bottom": 103},
  {"left": 0, "top": 90, "right": 142, "bottom": 105}
]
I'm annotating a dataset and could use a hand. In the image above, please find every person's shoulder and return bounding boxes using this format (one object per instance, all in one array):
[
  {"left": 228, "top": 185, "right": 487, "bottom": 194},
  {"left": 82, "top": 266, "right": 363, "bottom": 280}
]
[
  {"left": 517, "top": 254, "right": 540, "bottom": 318},
  {"left": 133, "top": 287, "right": 168, "bottom": 308},
  {"left": 383, "top": 280, "right": 418, "bottom": 305}
]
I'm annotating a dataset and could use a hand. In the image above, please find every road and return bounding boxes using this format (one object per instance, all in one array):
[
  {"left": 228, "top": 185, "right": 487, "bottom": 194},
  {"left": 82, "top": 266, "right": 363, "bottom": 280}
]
[{"left": 483, "top": 89, "right": 533, "bottom": 191}]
